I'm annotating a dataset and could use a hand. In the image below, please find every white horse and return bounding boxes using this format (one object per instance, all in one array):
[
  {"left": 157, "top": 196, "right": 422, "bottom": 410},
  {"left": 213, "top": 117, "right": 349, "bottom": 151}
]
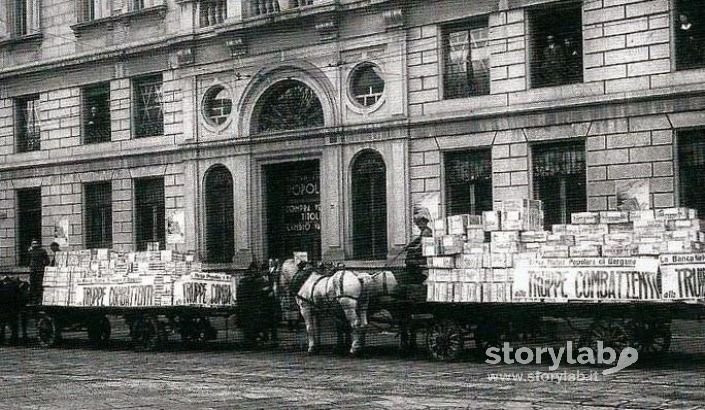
[{"left": 279, "top": 259, "right": 397, "bottom": 355}]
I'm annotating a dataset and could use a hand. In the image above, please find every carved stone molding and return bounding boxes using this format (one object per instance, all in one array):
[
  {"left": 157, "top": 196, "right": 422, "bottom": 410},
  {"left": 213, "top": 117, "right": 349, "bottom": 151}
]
[
  {"left": 314, "top": 14, "right": 338, "bottom": 43},
  {"left": 176, "top": 47, "right": 195, "bottom": 66},
  {"left": 226, "top": 36, "right": 247, "bottom": 57},
  {"left": 382, "top": 8, "right": 403, "bottom": 30}
]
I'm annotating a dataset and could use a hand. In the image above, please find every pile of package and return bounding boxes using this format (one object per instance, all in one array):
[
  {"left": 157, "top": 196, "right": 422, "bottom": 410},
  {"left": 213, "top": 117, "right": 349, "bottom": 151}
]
[
  {"left": 423, "top": 199, "right": 704, "bottom": 303},
  {"left": 42, "top": 247, "right": 236, "bottom": 308}
]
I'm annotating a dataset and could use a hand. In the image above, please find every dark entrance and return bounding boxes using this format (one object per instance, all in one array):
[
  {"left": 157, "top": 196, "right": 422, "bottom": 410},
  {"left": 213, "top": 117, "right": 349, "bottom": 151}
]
[
  {"left": 265, "top": 160, "right": 321, "bottom": 262},
  {"left": 205, "top": 165, "right": 235, "bottom": 263},
  {"left": 17, "top": 188, "right": 42, "bottom": 266}
]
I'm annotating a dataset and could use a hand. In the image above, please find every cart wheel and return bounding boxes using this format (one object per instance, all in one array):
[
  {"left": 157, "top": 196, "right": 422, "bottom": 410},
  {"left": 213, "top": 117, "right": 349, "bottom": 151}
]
[
  {"left": 628, "top": 319, "right": 671, "bottom": 355},
  {"left": 474, "top": 321, "right": 508, "bottom": 353},
  {"left": 131, "top": 316, "right": 161, "bottom": 352},
  {"left": 181, "top": 316, "right": 215, "bottom": 346},
  {"left": 88, "top": 316, "right": 111, "bottom": 347},
  {"left": 580, "top": 318, "right": 630, "bottom": 352},
  {"left": 426, "top": 320, "right": 464, "bottom": 361},
  {"left": 36, "top": 313, "right": 62, "bottom": 348}
]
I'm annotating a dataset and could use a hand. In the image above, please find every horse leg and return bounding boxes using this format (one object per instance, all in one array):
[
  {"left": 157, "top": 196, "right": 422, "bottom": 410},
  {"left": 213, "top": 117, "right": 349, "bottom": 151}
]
[
  {"left": 340, "top": 299, "right": 362, "bottom": 355},
  {"left": 300, "top": 305, "right": 317, "bottom": 354}
]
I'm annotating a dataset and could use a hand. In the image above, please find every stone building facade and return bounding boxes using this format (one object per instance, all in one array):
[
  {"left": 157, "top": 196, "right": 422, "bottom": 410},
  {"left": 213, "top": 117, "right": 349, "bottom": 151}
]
[{"left": 0, "top": 0, "right": 704, "bottom": 269}]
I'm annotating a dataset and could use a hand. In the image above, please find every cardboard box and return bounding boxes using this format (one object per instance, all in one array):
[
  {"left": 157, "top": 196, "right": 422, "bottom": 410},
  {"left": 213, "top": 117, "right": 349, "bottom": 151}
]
[
  {"left": 552, "top": 224, "right": 569, "bottom": 234},
  {"left": 491, "top": 241, "right": 519, "bottom": 254},
  {"left": 456, "top": 254, "right": 483, "bottom": 269},
  {"left": 441, "top": 235, "right": 464, "bottom": 255},
  {"left": 463, "top": 243, "right": 487, "bottom": 254},
  {"left": 520, "top": 231, "right": 549, "bottom": 242},
  {"left": 571, "top": 212, "right": 600, "bottom": 224},
  {"left": 655, "top": 208, "right": 697, "bottom": 221},
  {"left": 665, "top": 241, "right": 704, "bottom": 253},
  {"left": 566, "top": 224, "right": 609, "bottom": 236},
  {"left": 540, "top": 246, "right": 571, "bottom": 258},
  {"left": 666, "top": 219, "right": 705, "bottom": 231},
  {"left": 433, "top": 218, "right": 447, "bottom": 236},
  {"left": 466, "top": 228, "right": 486, "bottom": 244},
  {"left": 629, "top": 210, "right": 655, "bottom": 222},
  {"left": 608, "top": 223, "right": 634, "bottom": 234},
  {"left": 573, "top": 234, "right": 604, "bottom": 247},
  {"left": 601, "top": 245, "right": 638, "bottom": 257},
  {"left": 599, "top": 211, "right": 630, "bottom": 224},
  {"left": 520, "top": 242, "right": 543, "bottom": 253},
  {"left": 491, "top": 231, "right": 520, "bottom": 243},
  {"left": 500, "top": 199, "right": 543, "bottom": 212},
  {"left": 466, "top": 215, "right": 483, "bottom": 228},
  {"left": 447, "top": 215, "right": 470, "bottom": 235},
  {"left": 482, "top": 211, "right": 501, "bottom": 231},
  {"left": 490, "top": 253, "right": 513, "bottom": 268},
  {"left": 604, "top": 233, "right": 634, "bottom": 247},
  {"left": 637, "top": 243, "right": 663, "bottom": 255},
  {"left": 569, "top": 245, "right": 601, "bottom": 257},
  {"left": 546, "top": 234, "right": 575, "bottom": 246},
  {"left": 422, "top": 237, "right": 438, "bottom": 257},
  {"left": 428, "top": 256, "right": 456, "bottom": 269}
]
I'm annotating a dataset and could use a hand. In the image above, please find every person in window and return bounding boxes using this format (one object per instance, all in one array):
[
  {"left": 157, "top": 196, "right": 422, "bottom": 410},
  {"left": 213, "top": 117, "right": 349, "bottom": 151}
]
[
  {"left": 563, "top": 37, "right": 581, "bottom": 83},
  {"left": 540, "top": 35, "right": 567, "bottom": 86},
  {"left": 677, "top": 13, "right": 703, "bottom": 69},
  {"left": 27, "top": 239, "right": 49, "bottom": 305},
  {"left": 86, "top": 106, "right": 109, "bottom": 142}
]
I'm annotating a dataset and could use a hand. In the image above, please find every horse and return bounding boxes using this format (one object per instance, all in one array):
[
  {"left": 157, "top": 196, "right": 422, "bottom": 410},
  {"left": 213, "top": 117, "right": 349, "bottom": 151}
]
[{"left": 278, "top": 259, "right": 398, "bottom": 355}]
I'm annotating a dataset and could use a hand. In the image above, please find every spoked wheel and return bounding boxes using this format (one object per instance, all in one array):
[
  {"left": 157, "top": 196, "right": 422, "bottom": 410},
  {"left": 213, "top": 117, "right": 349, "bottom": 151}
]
[
  {"left": 181, "top": 316, "right": 215, "bottom": 347},
  {"left": 474, "top": 321, "right": 509, "bottom": 353},
  {"left": 36, "top": 313, "right": 62, "bottom": 348},
  {"left": 426, "top": 320, "right": 464, "bottom": 361},
  {"left": 628, "top": 319, "right": 671, "bottom": 355},
  {"left": 131, "top": 316, "right": 161, "bottom": 352},
  {"left": 87, "top": 316, "right": 111, "bottom": 347},
  {"left": 580, "top": 318, "right": 630, "bottom": 352}
]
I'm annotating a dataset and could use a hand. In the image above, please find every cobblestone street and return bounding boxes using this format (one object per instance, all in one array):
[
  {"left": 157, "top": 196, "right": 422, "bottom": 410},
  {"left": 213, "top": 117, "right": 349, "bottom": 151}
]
[{"left": 2, "top": 318, "right": 705, "bottom": 409}]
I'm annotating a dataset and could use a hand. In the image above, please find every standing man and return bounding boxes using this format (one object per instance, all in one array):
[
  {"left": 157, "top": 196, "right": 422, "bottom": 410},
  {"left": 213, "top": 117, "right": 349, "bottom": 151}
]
[
  {"left": 49, "top": 242, "right": 61, "bottom": 267},
  {"left": 28, "top": 239, "right": 49, "bottom": 305}
]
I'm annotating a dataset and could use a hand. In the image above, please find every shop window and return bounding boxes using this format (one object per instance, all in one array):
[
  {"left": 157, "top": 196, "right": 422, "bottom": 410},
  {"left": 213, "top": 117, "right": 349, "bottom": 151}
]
[
  {"left": 350, "top": 63, "right": 385, "bottom": 107},
  {"left": 678, "top": 129, "right": 705, "bottom": 215},
  {"left": 16, "top": 188, "right": 41, "bottom": 266},
  {"left": 351, "top": 150, "right": 388, "bottom": 260},
  {"left": 202, "top": 85, "right": 232, "bottom": 127},
  {"left": 84, "top": 182, "right": 112, "bottom": 249},
  {"left": 255, "top": 79, "right": 323, "bottom": 133},
  {"left": 133, "top": 74, "right": 163, "bottom": 138},
  {"left": 205, "top": 165, "right": 234, "bottom": 263},
  {"left": 442, "top": 18, "right": 490, "bottom": 99},
  {"left": 675, "top": 0, "right": 705, "bottom": 71},
  {"left": 532, "top": 141, "right": 586, "bottom": 228},
  {"left": 529, "top": 4, "right": 583, "bottom": 88},
  {"left": 15, "top": 94, "right": 40, "bottom": 153},
  {"left": 4, "top": 0, "right": 40, "bottom": 37},
  {"left": 83, "top": 83, "right": 111, "bottom": 144},
  {"left": 134, "top": 178, "right": 165, "bottom": 251},
  {"left": 444, "top": 150, "right": 493, "bottom": 216}
]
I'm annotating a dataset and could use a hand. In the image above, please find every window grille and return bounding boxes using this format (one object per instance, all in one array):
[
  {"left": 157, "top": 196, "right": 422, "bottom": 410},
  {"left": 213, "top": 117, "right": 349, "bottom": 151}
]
[
  {"left": 352, "top": 151, "right": 387, "bottom": 260},
  {"left": 444, "top": 150, "right": 493, "bottom": 216},
  {"left": 17, "top": 188, "right": 41, "bottom": 266},
  {"left": 532, "top": 141, "right": 586, "bottom": 228},
  {"left": 443, "top": 19, "right": 490, "bottom": 99},
  {"left": 85, "top": 182, "right": 112, "bottom": 249},
  {"left": 134, "top": 178, "right": 165, "bottom": 251},
  {"left": 133, "top": 74, "right": 164, "bottom": 138},
  {"left": 15, "top": 95, "right": 40, "bottom": 153},
  {"left": 678, "top": 129, "right": 705, "bottom": 215}
]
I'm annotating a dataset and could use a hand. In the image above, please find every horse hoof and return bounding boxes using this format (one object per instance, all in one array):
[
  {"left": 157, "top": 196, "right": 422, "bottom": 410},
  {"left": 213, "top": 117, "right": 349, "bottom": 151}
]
[{"left": 307, "top": 347, "right": 318, "bottom": 355}]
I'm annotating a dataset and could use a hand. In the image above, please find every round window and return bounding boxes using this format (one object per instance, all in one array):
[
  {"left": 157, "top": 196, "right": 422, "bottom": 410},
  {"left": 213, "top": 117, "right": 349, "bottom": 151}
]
[
  {"left": 350, "top": 63, "right": 384, "bottom": 107},
  {"left": 203, "top": 85, "right": 233, "bottom": 126}
]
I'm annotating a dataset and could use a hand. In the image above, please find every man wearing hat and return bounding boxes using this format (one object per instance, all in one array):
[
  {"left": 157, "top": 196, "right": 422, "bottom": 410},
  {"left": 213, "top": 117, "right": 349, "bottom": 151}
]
[
  {"left": 27, "top": 239, "right": 49, "bottom": 305},
  {"left": 405, "top": 210, "right": 433, "bottom": 285}
]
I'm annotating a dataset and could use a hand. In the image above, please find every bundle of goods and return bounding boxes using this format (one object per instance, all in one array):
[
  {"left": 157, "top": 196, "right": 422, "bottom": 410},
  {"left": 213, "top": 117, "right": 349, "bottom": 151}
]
[
  {"left": 43, "top": 249, "right": 236, "bottom": 308},
  {"left": 424, "top": 199, "right": 705, "bottom": 304}
]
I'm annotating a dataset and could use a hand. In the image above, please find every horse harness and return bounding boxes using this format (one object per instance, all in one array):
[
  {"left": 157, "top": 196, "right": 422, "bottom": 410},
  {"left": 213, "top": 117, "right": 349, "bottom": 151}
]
[{"left": 295, "top": 270, "right": 365, "bottom": 309}]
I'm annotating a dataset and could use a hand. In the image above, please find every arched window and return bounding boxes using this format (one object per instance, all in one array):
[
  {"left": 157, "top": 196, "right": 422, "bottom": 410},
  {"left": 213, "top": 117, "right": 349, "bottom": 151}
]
[
  {"left": 351, "top": 150, "right": 387, "bottom": 260},
  {"left": 205, "top": 165, "right": 235, "bottom": 263},
  {"left": 256, "top": 80, "right": 324, "bottom": 133}
]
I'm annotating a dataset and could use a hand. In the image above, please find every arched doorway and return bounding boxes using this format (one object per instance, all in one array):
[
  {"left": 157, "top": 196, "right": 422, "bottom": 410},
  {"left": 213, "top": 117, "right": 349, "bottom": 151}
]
[
  {"left": 204, "top": 165, "right": 235, "bottom": 263},
  {"left": 351, "top": 150, "right": 387, "bottom": 260},
  {"left": 254, "top": 79, "right": 324, "bottom": 133}
]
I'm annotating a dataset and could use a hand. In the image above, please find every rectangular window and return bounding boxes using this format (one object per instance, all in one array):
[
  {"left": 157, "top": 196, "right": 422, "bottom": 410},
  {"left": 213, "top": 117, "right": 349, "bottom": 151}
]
[
  {"left": 133, "top": 74, "right": 163, "bottom": 138},
  {"left": 84, "top": 182, "right": 112, "bottom": 249},
  {"left": 16, "top": 188, "right": 41, "bottom": 266},
  {"left": 444, "top": 150, "right": 493, "bottom": 216},
  {"left": 675, "top": 1, "right": 705, "bottom": 71},
  {"left": 15, "top": 94, "right": 40, "bottom": 153},
  {"left": 78, "top": 0, "right": 110, "bottom": 22},
  {"left": 6, "top": 0, "right": 39, "bottom": 37},
  {"left": 532, "top": 141, "right": 586, "bottom": 228},
  {"left": 443, "top": 18, "right": 490, "bottom": 99},
  {"left": 134, "top": 177, "right": 165, "bottom": 251},
  {"left": 83, "top": 83, "right": 111, "bottom": 144},
  {"left": 529, "top": 4, "right": 583, "bottom": 88},
  {"left": 678, "top": 129, "right": 705, "bottom": 215}
]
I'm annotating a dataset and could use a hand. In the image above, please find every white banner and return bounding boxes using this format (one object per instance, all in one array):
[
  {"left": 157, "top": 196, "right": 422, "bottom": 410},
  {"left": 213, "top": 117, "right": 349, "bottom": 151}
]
[
  {"left": 659, "top": 254, "right": 705, "bottom": 301},
  {"left": 172, "top": 273, "right": 236, "bottom": 306},
  {"left": 74, "top": 276, "right": 163, "bottom": 307},
  {"left": 513, "top": 259, "right": 660, "bottom": 302}
]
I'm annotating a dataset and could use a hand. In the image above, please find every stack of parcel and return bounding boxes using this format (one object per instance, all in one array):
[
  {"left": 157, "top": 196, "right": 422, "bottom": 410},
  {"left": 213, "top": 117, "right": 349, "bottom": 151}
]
[
  {"left": 424, "top": 200, "right": 705, "bottom": 304},
  {"left": 42, "top": 248, "right": 236, "bottom": 308}
]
